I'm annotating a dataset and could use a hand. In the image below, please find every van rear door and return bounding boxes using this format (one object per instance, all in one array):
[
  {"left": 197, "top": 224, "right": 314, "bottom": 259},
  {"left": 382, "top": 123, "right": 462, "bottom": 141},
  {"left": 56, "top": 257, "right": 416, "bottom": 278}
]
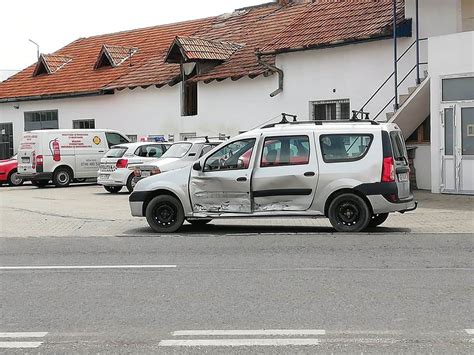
[
  {"left": 17, "top": 133, "right": 40, "bottom": 174},
  {"left": 389, "top": 130, "right": 411, "bottom": 199}
]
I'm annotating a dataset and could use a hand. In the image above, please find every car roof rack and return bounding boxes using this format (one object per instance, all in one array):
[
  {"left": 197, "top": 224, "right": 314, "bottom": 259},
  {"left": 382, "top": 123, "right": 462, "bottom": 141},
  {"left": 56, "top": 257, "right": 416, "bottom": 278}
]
[
  {"left": 183, "top": 135, "right": 230, "bottom": 143},
  {"left": 262, "top": 113, "right": 380, "bottom": 129}
]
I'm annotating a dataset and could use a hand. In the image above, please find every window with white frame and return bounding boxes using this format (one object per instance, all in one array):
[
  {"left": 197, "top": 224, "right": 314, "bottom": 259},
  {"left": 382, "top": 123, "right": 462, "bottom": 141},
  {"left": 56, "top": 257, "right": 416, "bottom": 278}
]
[
  {"left": 73, "top": 119, "right": 95, "bottom": 129},
  {"left": 310, "top": 99, "right": 350, "bottom": 121}
]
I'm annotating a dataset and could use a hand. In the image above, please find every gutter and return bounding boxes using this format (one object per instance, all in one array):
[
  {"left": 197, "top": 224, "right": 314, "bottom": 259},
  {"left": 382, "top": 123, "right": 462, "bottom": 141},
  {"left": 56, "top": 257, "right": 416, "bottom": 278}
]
[
  {"left": 256, "top": 51, "right": 283, "bottom": 97},
  {"left": 0, "top": 89, "right": 114, "bottom": 104}
]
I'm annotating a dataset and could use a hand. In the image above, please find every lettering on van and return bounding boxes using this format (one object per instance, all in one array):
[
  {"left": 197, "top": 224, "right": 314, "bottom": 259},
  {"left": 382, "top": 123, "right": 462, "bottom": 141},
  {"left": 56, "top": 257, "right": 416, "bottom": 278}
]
[
  {"left": 60, "top": 133, "right": 94, "bottom": 149},
  {"left": 80, "top": 159, "right": 99, "bottom": 168}
]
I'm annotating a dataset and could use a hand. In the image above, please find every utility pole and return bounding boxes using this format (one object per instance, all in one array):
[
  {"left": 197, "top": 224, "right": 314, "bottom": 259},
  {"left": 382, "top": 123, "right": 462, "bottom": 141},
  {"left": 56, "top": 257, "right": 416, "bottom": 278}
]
[
  {"left": 393, "top": 0, "right": 399, "bottom": 110},
  {"left": 28, "top": 39, "right": 40, "bottom": 60}
]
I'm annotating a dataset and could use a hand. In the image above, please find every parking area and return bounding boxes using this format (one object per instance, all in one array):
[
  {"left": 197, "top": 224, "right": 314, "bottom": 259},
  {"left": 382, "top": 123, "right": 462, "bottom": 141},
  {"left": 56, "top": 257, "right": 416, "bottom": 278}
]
[{"left": 0, "top": 184, "right": 473, "bottom": 238}]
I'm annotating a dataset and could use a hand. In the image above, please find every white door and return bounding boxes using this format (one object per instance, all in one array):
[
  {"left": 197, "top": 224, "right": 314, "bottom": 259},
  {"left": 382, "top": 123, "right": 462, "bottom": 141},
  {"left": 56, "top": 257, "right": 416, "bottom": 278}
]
[
  {"left": 458, "top": 105, "right": 474, "bottom": 194},
  {"left": 441, "top": 104, "right": 474, "bottom": 194}
]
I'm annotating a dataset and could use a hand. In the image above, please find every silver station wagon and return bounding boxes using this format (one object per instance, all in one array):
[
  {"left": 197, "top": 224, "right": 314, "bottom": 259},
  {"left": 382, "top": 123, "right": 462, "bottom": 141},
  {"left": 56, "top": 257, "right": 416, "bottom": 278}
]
[{"left": 129, "top": 118, "right": 417, "bottom": 233}]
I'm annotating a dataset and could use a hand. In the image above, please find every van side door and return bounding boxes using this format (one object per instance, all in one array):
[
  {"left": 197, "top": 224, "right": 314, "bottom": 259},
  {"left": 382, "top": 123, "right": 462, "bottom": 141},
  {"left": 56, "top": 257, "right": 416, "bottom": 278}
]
[{"left": 251, "top": 134, "right": 318, "bottom": 211}]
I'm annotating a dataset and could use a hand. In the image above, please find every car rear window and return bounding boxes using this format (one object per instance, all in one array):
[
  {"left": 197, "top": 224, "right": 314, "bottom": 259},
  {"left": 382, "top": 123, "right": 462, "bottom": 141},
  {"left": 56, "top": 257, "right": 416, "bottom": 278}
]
[
  {"left": 320, "top": 134, "right": 373, "bottom": 163},
  {"left": 390, "top": 131, "right": 407, "bottom": 162},
  {"left": 161, "top": 143, "right": 192, "bottom": 158},
  {"left": 105, "top": 146, "right": 128, "bottom": 158}
]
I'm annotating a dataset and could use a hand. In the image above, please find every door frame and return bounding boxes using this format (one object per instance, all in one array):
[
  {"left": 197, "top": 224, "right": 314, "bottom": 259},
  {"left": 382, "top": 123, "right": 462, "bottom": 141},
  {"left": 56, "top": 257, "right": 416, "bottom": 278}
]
[{"left": 440, "top": 102, "right": 474, "bottom": 194}]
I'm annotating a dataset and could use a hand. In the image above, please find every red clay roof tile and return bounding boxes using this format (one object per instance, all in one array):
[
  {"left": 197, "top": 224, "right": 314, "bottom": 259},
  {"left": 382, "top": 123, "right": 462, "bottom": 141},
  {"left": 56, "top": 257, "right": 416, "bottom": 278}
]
[{"left": 0, "top": 0, "right": 406, "bottom": 101}]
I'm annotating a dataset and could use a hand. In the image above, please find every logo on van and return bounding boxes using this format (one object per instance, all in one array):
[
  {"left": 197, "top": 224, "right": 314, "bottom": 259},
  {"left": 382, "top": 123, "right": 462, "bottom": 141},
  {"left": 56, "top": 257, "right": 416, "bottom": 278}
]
[{"left": 93, "top": 136, "right": 102, "bottom": 145}]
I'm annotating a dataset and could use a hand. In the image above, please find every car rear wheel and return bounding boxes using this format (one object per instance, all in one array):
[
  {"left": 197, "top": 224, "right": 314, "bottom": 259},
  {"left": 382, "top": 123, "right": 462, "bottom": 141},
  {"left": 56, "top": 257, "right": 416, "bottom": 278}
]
[
  {"left": 104, "top": 186, "right": 122, "bottom": 194},
  {"left": 187, "top": 219, "right": 212, "bottom": 226},
  {"left": 7, "top": 169, "right": 23, "bottom": 186},
  {"left": 31, "top": 180, "right": 48, "bottom": 188},
  {"left": 328, "top": 193, "right": 371, "bottom": 233},
  {"left": 146, "top": 195, "right": 184, "bottom": 233},
  {"left": 126, "top": 174, "right": 134, "bottom": 193},
  {"left": 53, "top": 168, "right": 72, "bottom": 187},
  {"left": 368, "top": 213, "right": 389, "bottom": 228}
]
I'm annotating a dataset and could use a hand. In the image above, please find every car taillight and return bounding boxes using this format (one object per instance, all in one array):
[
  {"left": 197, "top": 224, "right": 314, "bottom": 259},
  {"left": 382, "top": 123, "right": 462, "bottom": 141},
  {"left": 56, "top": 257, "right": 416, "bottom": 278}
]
[
  {"left": 381, "top": 157, "right": 395, "bottom": 182},
  {"left": 36, "top": 155, "right": 44, "bottom": 165},
  {"left": 151, "top": 168, "right": 161, "bottom": 175},
  {"left": 133, "top": 168, "right": 141, "bottom": 177},
  {"left": 116, "top": 159, "right": 128, "bottom": 169}
]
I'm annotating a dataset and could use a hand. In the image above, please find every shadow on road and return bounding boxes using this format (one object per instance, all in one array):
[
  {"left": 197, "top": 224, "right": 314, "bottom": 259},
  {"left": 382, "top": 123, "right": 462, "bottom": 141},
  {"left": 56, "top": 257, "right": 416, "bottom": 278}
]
[{"left": 120, "top": 223, "right": 411, "bottom": 237}]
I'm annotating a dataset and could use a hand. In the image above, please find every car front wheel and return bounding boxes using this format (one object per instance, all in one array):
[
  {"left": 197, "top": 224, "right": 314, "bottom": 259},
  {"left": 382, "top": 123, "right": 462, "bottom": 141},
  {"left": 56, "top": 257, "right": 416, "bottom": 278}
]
[
  {"left": 8, "top": 169, "right": 23, "bottom": 186},
  {"left": 328, "top": 193, "right": 371, "bottom": 233},
  {"left": 53, "top": 168, "right": 72, "bottom": 187},
  {"left": 146, "top": 195, "right": 184, "bottom": 233}
]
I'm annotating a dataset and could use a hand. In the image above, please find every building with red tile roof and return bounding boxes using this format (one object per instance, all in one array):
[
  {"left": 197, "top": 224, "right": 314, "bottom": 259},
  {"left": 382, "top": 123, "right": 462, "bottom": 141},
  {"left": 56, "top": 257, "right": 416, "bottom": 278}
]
[{"left": 1, "top": 0, "right": 470, "bottom": 193}]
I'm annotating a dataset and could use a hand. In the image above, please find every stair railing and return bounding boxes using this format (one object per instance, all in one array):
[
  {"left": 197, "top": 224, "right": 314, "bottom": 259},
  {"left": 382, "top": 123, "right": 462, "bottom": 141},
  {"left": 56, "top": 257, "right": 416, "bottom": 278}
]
[{"left": 352, "top": 37, "right": 427, "bottom": 122}]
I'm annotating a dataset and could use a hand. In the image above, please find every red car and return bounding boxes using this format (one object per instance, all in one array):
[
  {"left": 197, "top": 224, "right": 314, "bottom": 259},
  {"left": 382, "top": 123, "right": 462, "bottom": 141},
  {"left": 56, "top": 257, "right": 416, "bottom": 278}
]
[{"left": 0, "top": 155, "right": 23, "bottom": 186}]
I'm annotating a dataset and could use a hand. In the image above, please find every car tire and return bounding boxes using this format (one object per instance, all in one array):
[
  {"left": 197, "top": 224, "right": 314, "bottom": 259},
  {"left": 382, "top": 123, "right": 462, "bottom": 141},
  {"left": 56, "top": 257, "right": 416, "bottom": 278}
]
[
  {"left": 146, "top": 195, "right": 185, "bottom": 233},
  {"left": 53, "top": 168, "right": 72, "bottom": 187},
  {"left": 126, "top": 174, "right": 134, "bottom": 193},
  {"left": 368, "top": 213, "right": 389, "bottom": 228},
  {"left": 7, "top": 169, "right": 23, "bottom": 186},
  {"left": 328, "top": 193, "right": 371, "bottom": 233},
  {"left": 187, "top": 219, "right": 212, "bottom": 226},
  {"left": 104, "top": 186, "right": 122, "bottom": 194},
  {"left": 31, "top": 180, "right": 48, "bottom": 188}
]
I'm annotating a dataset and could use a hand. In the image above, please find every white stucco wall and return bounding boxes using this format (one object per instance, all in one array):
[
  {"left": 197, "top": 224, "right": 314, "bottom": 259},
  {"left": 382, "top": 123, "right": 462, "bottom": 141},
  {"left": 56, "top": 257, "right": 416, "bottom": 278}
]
[
  {"left": 0, "top": 36, "right": 421, "bottom": 154},
  {"left": 428, "top": 31, "right": 474, "bottom": 193}
]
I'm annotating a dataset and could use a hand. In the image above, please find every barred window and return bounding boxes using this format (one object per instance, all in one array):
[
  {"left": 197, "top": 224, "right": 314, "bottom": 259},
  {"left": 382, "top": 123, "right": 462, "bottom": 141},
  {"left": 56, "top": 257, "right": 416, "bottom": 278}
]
[
  {"left": 24, "top": 110, "right": 58, "bottom": 131},
  {"left": 73, "top": 119, "right": 95, "bottom": 129}
]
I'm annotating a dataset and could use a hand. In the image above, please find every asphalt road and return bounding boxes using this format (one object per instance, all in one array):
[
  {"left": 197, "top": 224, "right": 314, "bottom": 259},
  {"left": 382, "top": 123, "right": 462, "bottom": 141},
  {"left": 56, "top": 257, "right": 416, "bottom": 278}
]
[{"left": 1, "top": 233, "right": 473, "bottom": 353}]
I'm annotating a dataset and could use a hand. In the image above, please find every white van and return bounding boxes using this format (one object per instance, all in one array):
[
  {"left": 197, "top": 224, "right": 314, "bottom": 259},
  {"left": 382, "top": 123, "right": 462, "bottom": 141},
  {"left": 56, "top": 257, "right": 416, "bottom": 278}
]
[{"left": 17, "top": 129, "right": 129, "bottom": 187}]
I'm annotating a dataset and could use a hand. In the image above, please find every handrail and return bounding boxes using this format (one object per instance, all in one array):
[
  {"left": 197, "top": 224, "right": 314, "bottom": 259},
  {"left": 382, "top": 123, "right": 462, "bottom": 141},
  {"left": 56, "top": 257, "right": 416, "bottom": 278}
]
[
  {"left": 373, "top": 62, "right": 428, "bottom": 121},
  {"left": 354, "top": 38, "right": 428, "bottom": 121}
]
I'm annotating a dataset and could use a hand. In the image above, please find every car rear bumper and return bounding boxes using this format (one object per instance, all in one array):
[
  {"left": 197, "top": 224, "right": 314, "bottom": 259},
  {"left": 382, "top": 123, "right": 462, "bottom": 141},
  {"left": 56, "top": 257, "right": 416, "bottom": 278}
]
[
  {"left": 97, "top": 169, "right": 130, "bottom": 187},
  {"left": 368, "top": 194, "right": 417, "bottom": 214},
  {"left": 17, "top": 172, "right": 52, "bottom": 181}
]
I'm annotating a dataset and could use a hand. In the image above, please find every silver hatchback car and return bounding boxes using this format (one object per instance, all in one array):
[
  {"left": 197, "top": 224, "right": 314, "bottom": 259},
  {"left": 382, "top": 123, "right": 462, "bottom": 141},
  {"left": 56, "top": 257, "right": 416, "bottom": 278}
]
[{"left": 129, "top": 119, "right": 417, "bottom": 233}]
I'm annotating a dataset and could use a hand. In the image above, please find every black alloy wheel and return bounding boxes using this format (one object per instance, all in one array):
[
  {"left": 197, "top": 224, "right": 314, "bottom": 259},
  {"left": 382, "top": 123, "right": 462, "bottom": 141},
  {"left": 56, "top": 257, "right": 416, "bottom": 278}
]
[
  {"left": 146, "top": 195, "right": 184, "bottom": 233},
  {"left": 328, "top": 193, "right": 371, "bottom": 232}
]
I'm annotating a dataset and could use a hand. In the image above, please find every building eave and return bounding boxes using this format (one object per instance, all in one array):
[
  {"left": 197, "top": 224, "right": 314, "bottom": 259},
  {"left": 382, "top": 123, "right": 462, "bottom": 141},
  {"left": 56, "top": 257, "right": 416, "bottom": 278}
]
[{"left": 0, "top": 89, "right": 114, "bottom": 104}]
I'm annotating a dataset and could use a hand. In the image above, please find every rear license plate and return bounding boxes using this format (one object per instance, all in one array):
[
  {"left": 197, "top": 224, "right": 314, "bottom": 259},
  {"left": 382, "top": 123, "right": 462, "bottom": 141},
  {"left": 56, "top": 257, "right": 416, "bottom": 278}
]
[
  {"left": 21, "top": 157, "right": 30, "bottom": 163},
  {"left": 100, "top": 174, "right": 110, "bottom": 180},
  {"left": 141, "top": 171, "right": 151, "bottom": 177},
  {"left": 398, "top": 173, "right": 409, "bottom": 182}
]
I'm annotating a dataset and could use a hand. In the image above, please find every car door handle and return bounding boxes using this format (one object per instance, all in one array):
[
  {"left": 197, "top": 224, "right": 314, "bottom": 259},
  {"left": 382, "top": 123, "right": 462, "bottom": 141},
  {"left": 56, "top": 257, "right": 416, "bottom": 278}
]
[
  {"left": 236, "top": 177, "right": 247, "bottom": 182},
  {"left": 304, "top": 172, "right": 316, "bottom": 177}
]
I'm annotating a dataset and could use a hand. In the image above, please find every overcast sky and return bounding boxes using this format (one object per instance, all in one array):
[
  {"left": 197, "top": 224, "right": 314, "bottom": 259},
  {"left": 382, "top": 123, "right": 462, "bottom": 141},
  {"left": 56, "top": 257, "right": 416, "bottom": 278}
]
[{"left": 0, "top": 0, "right": 269, "bottom": 77}]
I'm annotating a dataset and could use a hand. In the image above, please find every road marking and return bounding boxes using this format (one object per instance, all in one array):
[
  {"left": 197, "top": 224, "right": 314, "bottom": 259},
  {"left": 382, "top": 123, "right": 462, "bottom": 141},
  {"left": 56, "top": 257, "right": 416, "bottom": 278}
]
[
  {"left": 0, "top": 265, "right": 177, "bottom": 270},
  {"left": 0, "top": 332, "right": 48, "bottom": 338},
  {"left": 173, "top": 329, "right": 326, "bottom": 336},
  {"left": 465, "top": 329, "right": 474, "bottom": 335},
  {"left": 0, "top": 342, "right": 43, "bottom": 348},
  {"left": 159, "top": 338, "right": 321, "bottom": 347}
]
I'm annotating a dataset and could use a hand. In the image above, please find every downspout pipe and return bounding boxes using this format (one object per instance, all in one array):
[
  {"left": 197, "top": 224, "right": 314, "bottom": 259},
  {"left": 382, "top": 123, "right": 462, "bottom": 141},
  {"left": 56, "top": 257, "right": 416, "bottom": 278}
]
[{"left": 256, "top": 52, "right": 283, "bottom": 97}]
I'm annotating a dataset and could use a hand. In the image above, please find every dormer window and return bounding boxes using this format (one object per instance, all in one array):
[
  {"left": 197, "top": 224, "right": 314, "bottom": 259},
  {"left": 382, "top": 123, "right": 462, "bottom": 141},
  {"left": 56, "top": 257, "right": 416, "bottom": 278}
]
[
  {"left": 165, "top": 36, "right": 242, "bottom": 117},
  {"left": 94, "top": 45, "right": 138, "bottom": 69},
  {"left": 32, "top": 54, "right": 72, "bottom": 77}
]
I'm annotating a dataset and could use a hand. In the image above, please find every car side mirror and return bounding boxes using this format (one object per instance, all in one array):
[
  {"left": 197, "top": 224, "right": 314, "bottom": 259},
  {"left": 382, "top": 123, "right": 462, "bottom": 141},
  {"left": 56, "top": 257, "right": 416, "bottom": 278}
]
[{"left": 193, "top": 161, "right": 202, "bottom": 171}]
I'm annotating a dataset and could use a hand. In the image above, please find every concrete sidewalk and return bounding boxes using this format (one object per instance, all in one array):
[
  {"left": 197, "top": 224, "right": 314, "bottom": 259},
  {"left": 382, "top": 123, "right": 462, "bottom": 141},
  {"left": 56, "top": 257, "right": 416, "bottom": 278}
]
[{"left": 0, "top": 184, "right": 473, "bottom": 238}]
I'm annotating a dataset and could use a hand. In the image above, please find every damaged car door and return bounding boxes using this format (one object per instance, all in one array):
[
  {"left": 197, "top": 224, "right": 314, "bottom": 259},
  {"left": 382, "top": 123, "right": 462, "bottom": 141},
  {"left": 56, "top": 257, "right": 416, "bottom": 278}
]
[{"left": 190, "top": 138, "right": 256, "bottom": 213}]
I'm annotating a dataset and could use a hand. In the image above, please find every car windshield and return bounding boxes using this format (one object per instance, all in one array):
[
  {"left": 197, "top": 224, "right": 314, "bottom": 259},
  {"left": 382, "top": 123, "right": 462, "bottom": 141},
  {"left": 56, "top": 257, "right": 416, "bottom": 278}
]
[
  {"left": 161, "top": 143, "right": 192, "bottom": 158},
  {"left": 105, "top": 146, "right": 128, "bottom": 158}
]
